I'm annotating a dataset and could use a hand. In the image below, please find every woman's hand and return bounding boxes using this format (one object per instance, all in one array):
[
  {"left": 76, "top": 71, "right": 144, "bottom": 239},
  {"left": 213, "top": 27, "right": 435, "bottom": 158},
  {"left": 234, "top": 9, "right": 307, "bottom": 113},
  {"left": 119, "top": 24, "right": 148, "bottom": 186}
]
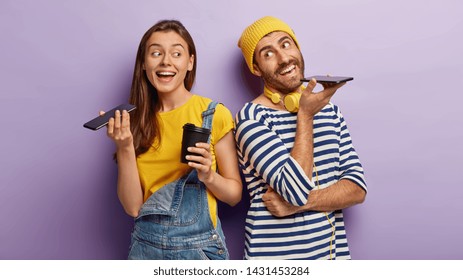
[
  {"left": 101, "top": 109, "right": 134, "bottom": 149},
  {"left": 185, "top": 131, "right": 242, "bottom": 207},
  {"left": 186, "top": 142, "right": 213, "bottom": 183}
]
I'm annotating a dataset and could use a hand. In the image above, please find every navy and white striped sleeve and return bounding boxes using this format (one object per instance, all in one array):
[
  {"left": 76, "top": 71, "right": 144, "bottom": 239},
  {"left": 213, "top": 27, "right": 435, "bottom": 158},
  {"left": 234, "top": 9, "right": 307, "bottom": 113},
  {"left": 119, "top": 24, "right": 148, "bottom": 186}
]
[
  {"left": 335, "top": 105, "right": 367, "bottom": 192},
  {"left": 235, "top": 117, "right": 314, "bottom": 206}
]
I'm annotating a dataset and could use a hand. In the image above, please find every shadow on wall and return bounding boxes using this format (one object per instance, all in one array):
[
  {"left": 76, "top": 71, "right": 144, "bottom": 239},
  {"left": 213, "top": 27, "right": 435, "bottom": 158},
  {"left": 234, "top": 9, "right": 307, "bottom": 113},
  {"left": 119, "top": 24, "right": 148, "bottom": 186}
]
[
  {"left": 91, "top": 61, "right": 135, "bottom": 260},
  {"left": 218, "top": 185, "right": 250, "bottom": 260},
  {"left": 215, "top": 54, "right": 263, "bottom": 260},
  {"left": 238, "top": 55, "right": 263, "bottom": 103},
  {"left": 99, "top": 161, "right": 134, "bottom": 259}
]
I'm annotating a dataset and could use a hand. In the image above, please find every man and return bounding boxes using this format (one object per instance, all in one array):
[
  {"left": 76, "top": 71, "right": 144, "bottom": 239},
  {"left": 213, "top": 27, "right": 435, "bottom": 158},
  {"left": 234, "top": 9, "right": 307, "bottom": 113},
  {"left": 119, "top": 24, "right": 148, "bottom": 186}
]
[{"left": 235, "top": 16, "right": 367, "bottom": 260}]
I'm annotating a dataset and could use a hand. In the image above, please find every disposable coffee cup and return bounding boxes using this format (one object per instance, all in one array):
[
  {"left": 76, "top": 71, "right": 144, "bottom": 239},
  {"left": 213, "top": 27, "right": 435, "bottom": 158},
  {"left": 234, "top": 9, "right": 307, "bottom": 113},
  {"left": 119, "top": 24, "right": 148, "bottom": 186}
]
[{"left": 181, "top": 123, "right": 211, "bottom": 163}]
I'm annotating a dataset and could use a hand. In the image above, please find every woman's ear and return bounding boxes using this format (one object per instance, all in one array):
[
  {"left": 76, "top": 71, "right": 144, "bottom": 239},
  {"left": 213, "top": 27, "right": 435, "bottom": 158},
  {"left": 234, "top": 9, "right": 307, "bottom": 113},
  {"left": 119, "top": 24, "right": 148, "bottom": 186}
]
[{"left": 188, "top": 54, "right": 194, "bottom": 71}]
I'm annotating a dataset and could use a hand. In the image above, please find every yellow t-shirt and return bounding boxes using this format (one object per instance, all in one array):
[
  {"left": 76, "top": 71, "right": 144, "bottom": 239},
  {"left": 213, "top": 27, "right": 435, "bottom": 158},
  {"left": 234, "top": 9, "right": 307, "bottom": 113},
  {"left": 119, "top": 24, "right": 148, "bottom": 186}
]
[{"left": 136, "top": 95, "right": 234, "bottom": 227}]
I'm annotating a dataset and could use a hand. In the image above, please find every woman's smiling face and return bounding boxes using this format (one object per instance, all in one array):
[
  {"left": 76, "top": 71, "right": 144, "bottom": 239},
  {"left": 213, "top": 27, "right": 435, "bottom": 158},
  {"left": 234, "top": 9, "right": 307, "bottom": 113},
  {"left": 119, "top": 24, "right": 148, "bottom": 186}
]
[{"left": 143, "top": 30, "right": 194, "bottom": 95}]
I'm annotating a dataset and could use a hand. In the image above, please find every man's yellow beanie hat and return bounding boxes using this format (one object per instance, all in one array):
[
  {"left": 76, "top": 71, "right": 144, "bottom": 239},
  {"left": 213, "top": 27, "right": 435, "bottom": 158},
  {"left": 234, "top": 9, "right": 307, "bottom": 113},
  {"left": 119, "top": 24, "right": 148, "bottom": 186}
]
[{"left": 238, "top": 16, "right": 300, "bottom": 74}]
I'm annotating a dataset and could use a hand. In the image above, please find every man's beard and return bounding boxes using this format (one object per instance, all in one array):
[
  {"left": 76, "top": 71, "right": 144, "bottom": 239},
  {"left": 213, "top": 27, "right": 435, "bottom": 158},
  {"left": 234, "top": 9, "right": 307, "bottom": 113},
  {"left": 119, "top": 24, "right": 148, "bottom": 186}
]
[{"left": 261, "top": 56, "right": 305, "bottom": 94}]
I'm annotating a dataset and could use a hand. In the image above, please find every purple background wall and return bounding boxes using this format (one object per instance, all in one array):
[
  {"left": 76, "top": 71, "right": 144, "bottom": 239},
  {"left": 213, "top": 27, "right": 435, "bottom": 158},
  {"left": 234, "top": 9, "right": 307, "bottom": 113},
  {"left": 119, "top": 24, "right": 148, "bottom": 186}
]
[{"left": 1, "top": 0, "right": 462, "bottom": 260}]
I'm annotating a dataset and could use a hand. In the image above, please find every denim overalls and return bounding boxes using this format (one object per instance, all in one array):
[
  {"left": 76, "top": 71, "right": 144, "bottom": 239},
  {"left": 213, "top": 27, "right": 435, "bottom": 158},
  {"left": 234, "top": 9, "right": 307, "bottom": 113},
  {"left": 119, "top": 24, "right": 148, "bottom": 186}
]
[{"left": 128, "top": 101, "right": 229, "bottom": 260}]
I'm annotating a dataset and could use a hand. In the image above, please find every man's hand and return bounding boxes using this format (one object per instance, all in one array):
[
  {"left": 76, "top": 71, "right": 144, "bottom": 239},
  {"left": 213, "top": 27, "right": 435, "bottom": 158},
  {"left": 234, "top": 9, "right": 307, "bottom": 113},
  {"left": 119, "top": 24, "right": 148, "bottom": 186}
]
[
  {"left": 298, "top": 78, "right": 345, "bottom": 117},
  {"left": 262, "top": 187, "right": 299, "bottom": 217}
]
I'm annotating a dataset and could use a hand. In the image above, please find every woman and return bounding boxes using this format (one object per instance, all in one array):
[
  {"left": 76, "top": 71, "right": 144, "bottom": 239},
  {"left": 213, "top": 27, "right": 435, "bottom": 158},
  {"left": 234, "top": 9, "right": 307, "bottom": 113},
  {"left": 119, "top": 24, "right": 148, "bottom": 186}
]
[{"left": 103, "top": 20, "right": 242, "bottom": 259}]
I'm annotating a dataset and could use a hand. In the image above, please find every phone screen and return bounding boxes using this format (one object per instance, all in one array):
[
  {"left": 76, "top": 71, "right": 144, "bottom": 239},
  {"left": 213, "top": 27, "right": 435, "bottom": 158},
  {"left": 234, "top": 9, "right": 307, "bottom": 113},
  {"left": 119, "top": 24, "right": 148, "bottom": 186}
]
[
  {"left": 83, "top": 104, "right": 136, "bottom": 131},
  {"left": 301, "top": 76, "right": 353, "bottom": 84}
]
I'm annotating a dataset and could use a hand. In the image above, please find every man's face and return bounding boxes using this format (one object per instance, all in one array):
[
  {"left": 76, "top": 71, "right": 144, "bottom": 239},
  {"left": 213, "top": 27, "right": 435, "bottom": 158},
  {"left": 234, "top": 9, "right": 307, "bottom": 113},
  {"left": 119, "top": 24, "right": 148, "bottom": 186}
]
[{"left": 253, "top": 31, "right": 305, "bottom": 94}]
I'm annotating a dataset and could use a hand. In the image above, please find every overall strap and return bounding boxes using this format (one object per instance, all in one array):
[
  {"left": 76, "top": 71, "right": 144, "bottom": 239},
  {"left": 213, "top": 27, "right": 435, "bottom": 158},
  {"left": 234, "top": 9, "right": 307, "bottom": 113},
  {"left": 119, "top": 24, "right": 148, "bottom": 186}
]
[{"left": 201, "top": 101, "right": 219, "bottom": 143}]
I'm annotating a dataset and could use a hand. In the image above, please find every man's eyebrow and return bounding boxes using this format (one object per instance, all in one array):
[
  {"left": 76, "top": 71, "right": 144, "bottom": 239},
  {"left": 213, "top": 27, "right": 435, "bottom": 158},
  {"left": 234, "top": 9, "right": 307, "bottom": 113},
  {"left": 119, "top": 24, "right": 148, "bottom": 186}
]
[
  {"left": 278, "top": 35, "right": 292, "bottom": 44},
  {"left": 257, "top": 35, "right": 292, "bottom": 56}
]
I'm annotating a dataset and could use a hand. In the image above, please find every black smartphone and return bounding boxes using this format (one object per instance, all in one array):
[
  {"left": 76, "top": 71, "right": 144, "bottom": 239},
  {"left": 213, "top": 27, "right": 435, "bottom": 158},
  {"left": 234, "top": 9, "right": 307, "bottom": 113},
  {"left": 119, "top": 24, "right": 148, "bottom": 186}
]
[
  {"left": 301, "top": 75, "right": 353, "bottom": 84},
  {"left": 83, "top": 103, "right": 136, "bottom": 131}
]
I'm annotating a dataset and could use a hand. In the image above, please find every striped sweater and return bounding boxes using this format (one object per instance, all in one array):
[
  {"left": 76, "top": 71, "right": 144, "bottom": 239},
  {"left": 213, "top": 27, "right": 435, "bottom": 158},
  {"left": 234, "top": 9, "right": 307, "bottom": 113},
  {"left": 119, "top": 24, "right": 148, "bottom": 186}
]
[{"left": 234, "top": 102, "right": 367, "bottom": 260}]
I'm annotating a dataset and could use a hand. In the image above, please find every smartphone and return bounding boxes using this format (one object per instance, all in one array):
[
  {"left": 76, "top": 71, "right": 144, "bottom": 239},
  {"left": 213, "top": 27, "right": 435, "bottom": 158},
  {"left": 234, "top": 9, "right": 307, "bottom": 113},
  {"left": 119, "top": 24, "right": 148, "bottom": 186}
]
[
  {"left": 301, "top": 76, "right": 353, "bottom": 84},
  {"left": 83, "top": 103, "right": 136, "bottom": 131}
]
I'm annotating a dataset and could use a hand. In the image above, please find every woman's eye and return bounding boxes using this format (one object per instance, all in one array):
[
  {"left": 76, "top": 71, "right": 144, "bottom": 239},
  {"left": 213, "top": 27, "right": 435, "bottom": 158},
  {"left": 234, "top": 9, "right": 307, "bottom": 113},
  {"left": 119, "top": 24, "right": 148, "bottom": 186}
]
[
  {"left": 173, "top": 52, "right": 181, "bottom": 57},
  {"left": 152, "top": 51, "right": 161, "bottom": 57}
]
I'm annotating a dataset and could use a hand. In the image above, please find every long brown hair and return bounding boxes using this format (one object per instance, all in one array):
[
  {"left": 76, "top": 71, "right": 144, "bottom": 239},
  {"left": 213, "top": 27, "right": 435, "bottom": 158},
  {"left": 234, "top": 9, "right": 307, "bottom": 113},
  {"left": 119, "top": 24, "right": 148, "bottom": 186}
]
[{"left": 129, "top": 20, "right": 197, "bottom": 156}]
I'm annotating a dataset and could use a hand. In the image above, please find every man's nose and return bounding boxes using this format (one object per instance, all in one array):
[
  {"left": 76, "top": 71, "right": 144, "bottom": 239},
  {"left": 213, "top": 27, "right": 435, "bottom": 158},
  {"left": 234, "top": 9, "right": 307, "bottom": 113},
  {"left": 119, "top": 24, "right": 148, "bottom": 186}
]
[{"left": 277, "top": 50, "right": 291, "bottom": 63}]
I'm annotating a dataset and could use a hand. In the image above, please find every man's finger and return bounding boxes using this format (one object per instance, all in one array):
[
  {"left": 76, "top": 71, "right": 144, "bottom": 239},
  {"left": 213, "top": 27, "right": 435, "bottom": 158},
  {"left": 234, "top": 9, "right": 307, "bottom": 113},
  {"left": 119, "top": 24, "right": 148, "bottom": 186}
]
[{"left": 305, "top": 78, "right": 317, "bottom": 93}]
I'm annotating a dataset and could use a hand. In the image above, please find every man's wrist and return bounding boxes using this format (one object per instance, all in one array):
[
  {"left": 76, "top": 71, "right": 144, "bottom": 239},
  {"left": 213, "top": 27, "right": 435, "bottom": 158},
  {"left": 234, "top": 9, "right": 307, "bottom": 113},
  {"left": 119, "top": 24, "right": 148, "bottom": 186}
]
[
  {"left": 299, "top": 191, "right": 317, "bottom": 213},
  {"left": 297, "top": 110, "right": 314, "bottom": 121}
]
